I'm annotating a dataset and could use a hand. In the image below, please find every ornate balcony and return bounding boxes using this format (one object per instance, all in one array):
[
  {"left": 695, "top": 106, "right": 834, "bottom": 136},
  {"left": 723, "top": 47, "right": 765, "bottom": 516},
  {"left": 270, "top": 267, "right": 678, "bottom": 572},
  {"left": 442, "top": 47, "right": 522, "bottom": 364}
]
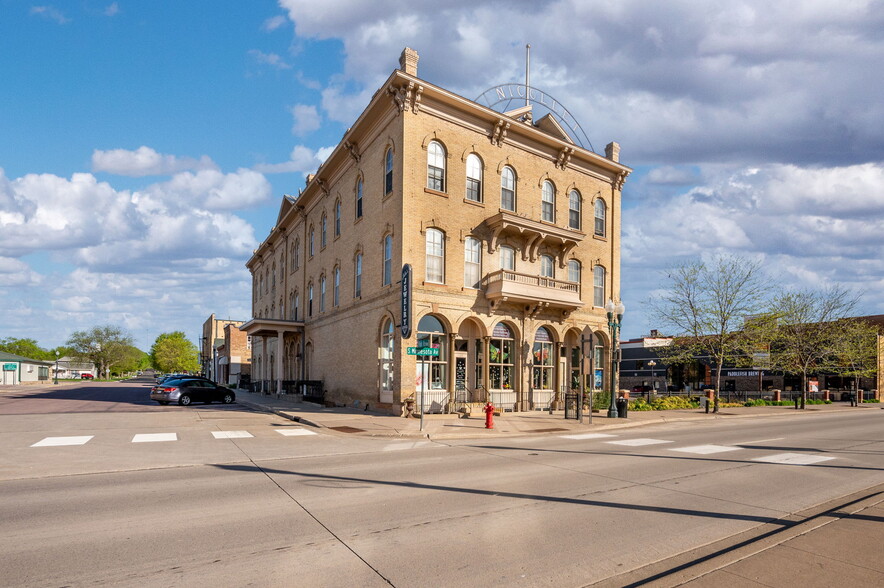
[
  {"left": 482, "top": 211, "right": 585, "bottom": 265},
  {"left": 483, "top": 269, "right": 583, "bottom": 314}
]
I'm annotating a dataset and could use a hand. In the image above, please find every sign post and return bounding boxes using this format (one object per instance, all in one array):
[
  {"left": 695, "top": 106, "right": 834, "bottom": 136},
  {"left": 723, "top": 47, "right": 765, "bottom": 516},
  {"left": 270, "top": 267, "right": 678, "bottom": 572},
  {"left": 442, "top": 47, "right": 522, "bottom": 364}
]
[
  {"left": 407, "top": 346, "right": 439, "bottom": 431},
  {"left": 581, "top": 333, "right": 594, "bottom": 425}
]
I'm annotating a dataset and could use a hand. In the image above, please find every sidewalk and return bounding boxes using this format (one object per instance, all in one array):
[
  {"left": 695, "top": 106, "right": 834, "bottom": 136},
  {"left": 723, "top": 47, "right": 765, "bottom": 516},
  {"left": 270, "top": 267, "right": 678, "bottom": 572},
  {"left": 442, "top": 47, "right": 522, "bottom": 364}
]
[{"left": 233, "top": 388, "right": 881, "bottom": 440}]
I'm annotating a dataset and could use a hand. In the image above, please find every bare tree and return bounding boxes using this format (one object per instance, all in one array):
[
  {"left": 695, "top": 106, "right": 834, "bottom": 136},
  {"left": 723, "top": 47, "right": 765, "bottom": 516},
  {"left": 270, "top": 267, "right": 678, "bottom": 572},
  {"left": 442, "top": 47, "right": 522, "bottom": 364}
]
[
  {"left": 768, "top": 286, "right": 859, "bottom": 408},
  {"left": 649, "top": 255, "right": 768, "bottom": 412}
]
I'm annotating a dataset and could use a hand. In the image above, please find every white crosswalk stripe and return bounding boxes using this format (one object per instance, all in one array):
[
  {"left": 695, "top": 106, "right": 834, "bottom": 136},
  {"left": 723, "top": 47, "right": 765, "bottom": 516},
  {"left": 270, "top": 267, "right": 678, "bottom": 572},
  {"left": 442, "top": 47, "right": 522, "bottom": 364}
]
[
  {"left": 752, "top": 452, "right": 836, "bottom": 466},
  {"left": 212, "top": 431, "right": 254, "bottom": 439},
  {"left": 132, "top": 433, "right": 177, "bottom": 443},
  {"left": 669, "top": 444, "right": 741, "bottom": 455},
  {"left": 560, "top": 433, "right": 617, "bottom": 440},
  {"left": 607, "top": 438, "right": 673, "bottom": 447},
  {"left": 31, "top": 436, "right": 94, "bottom": 447}
]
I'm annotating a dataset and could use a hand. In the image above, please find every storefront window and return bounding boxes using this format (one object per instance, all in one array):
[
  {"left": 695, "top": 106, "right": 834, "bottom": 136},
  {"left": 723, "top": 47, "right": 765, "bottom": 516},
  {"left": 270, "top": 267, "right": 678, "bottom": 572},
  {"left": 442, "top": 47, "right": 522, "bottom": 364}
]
[
  {"left": 532, "top": 327, "right": 554, "bottom": 390},
  {"left": 416, "top": 315, "right": 447, "bottom": 390},
  {"left": 489, "top": 323, "right": 514, "bottom": 390},
  {"left": 380, "top": 318, "right": 394, "bottom": 392}
]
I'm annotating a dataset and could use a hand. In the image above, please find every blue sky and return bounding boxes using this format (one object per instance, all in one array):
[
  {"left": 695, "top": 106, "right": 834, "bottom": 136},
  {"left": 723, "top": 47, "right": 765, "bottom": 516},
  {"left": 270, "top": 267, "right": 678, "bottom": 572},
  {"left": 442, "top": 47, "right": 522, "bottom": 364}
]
[{"left": 2, "top": 0, "right": 883, "bottom": 352}]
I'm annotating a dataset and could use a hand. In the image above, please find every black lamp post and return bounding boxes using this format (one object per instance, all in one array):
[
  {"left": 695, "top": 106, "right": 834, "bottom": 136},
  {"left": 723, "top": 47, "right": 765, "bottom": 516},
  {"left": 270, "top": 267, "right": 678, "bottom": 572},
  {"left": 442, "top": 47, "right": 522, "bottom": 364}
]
[
  {"left": 605, "top": 299, "right": 625, "bottom": 418},
  {"left": 54, "top": 350, "right": 59, "bottom": 385}
]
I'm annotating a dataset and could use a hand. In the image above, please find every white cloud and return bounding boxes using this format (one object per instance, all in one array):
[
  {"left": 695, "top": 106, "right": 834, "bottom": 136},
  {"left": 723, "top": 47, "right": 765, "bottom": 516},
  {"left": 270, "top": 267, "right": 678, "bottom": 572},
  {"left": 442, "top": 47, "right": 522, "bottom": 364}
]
[
  {"left": 248, "top": 49, "right": 292, "bottom": 70},
  {"left": 253, "top": 144, "right": 328, "bottom": 174},
  {"left": 104, "top": 2, "right": 119, "bottom": 16},
  {"left": 290, "top": 104, "right": 321, "bottom": 136},
  {"left": 262, "top": 15, "right": 288, "bottom": 31},
  {"left": 0, "top": 257, "right": 41, "bottom": 287},
  {"left": 143, "top": 168, "right": 273, "bottom": 211},
  {"left": 30, "top": 6, "right": 69, "bottom": 24},
  {"left": 92, "top": 146, "right": 218, "bottom": 177}
]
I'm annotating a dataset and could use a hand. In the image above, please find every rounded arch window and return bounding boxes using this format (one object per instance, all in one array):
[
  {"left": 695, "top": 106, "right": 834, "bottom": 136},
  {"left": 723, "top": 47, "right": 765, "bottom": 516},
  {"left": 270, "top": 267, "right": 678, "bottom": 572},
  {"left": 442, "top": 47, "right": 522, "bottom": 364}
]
[
  {"left": 380, "top": 317, "right": 395, "bottom": 392},
  {"left": 569, "top": 190, "right": 581, "bottom": 230},
  {"left": 465, "top": 153, "right": 483, "bottom": 202},
  {"left": 541, "top": 180, "right": 555, "bottom": 222},
  {"left": 594, "top": 198, "right": 607, "bottom": 237},
  {"left": 489, "top": 322, "right": 514, "bottom": 390},
  {"left": 533, "top": 327, "right": 555, "bottom": 391},
  {"left": 417, "top": 315, "right": 447, "bottom": 390},
  {"left": 427, "top": 141, "right": 446, "bottom": 192},
  {"left": 501, "top": 166, "right": 516, "bottom": 211}
]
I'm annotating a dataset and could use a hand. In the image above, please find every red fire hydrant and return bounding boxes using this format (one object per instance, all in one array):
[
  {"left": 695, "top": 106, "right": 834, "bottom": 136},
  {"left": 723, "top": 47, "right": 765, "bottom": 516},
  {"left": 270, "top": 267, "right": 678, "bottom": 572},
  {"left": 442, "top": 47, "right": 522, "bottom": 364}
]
[{"left": 484, "top": 402, "right": 495, "bottom": 429}]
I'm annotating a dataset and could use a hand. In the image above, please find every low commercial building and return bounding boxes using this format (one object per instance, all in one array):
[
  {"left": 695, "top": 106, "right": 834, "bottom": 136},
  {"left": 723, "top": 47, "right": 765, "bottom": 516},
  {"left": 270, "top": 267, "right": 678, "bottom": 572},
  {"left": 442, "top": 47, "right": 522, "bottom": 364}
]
[
  {"left": 215, "top": 323, "right": 251, "bottom": 388},
  {"left": 200, "top": 314, "right": 244, "bottom": 381},
  {"left": 0, "top": 351, "right": 52, "bottom": 385},
  {"left": 241, "top": 48, "right": 630, "bottom": 414}
]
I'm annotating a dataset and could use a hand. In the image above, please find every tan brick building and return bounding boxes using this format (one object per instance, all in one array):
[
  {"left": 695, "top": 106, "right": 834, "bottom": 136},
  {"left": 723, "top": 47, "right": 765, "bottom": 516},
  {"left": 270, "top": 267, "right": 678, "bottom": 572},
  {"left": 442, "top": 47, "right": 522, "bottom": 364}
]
[
  {"left": 241, "top": 48, "right": 631, "bottom": 414},
  {"left": 215, "top": 323, "right": 251, "bottom": 387},
  {"left": 200, "top": 314, "right": 244, "bottom": 381}
]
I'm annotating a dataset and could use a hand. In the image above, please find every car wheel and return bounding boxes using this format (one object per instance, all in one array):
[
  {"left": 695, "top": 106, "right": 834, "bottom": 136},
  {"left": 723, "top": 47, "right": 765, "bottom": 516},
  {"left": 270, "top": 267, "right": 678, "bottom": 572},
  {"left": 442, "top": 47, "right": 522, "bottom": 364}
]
[
  {"left": 178, "top": 394, "right": 192, "bottom": 406},
  {"left": 222, "top": 393, "right": 235, "bottom": 404}
]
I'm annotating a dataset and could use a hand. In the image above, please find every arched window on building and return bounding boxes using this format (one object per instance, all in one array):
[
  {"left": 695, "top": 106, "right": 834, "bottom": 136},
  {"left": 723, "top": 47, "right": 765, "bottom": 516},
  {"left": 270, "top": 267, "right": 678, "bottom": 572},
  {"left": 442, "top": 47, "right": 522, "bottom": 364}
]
[
  {"left": 356, "top": 177, "right": 364, "bottom": 219},
  {"left": 593, "top": 265, "right": 606, "bottom": 307},
  {"left": 501, "top": 166, "right": 516, "bottom": 211},
  {"left": 427, "top": 141, "right": 446, "bottom": 192},
  {"left": 416, "top": 315, "right": 447, "bottom": 391},
  {"left": 542, "top": 180, "right": 555, "bottom": 222},
  {"left": 334, "top": 199, "right": 341, "bottom": 237},
  {"left": 489, "top": 322, "right": 515, "bottom": 391},
  {"left": 333, "top": 266, "right": 340, "bottom": 307},
  {"left": 569, "top": 189, "right": 581, "bottom": 230},
  {"left": 540, "top": 254, "right": 554, "bottom": 279},
  {"left": 383, "top": 234, "right": 393, "bottom": 286},
  {"left": 594, "top": 198, "right": 606, "bottom": 237},
  {"left": 307, "top": 282, "right": 313, "bottom": 317},
  {"left": 464, "top": 236, "right": 481, "bottom": 289},
  {"left": 385, "top": 148, "right": 394, "bottom": 195},
  {"left": 568, "top": 259, "right": 581, "bottom": 284},
  {"left": 321, "top": 213, "right": 327, "bottom": 248},
  {"left": 379, "top": 318, "right": 394, "bottom": 394},
  {"left": 354, "top": 252, "right": 363, "bottom": 298},
  {"left": 465, "top": 153, "right": 482, "bottom": 202},
  {"left": 532, "top": 327, "right": 555, "bottom": 391},
  {"left": 425, "top": 228, "right": 445, "bottom": 283}
]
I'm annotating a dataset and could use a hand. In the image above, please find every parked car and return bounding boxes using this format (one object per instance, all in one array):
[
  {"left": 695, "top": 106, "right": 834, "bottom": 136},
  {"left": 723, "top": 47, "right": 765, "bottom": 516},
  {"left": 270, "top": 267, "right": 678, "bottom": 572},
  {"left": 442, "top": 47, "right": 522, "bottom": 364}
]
[
  {"left": 80, "top": 373, "right": 94, "bottom": 380},
  {"left": 150, "top": 378, "right": 235, "bottom": 406}
]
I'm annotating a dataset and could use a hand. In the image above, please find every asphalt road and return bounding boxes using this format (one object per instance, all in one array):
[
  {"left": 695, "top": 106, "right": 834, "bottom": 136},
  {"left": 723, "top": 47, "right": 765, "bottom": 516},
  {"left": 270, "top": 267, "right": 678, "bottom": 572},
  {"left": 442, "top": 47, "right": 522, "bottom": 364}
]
[{"left": 1, "top": 378, "right": 882, "bottom": 587}]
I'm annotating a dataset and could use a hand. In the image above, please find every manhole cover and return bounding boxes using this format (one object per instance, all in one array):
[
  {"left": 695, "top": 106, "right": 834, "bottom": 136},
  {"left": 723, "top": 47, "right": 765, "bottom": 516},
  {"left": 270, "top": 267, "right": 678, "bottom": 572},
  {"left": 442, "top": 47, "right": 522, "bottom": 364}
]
[
  {"left": 329, "top": 426, "right": 365, "bottom": 433},
  {"left": 529, "top": 428, "right": 568, "bottom": 433}
]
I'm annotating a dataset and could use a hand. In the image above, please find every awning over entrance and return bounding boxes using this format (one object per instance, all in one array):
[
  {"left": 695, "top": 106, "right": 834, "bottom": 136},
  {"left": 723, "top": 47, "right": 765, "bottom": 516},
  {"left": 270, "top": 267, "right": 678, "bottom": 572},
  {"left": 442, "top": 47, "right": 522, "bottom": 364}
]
[{"left": 239, "top": 318, "right": 304, "bottom": 338}]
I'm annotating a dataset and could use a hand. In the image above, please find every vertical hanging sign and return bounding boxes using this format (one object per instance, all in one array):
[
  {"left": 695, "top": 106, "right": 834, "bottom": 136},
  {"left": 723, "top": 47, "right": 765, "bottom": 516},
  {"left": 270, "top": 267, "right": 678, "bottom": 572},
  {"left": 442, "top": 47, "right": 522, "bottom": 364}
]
[{"left": 401, "top": 264, "right": 412, "bottom": 338}]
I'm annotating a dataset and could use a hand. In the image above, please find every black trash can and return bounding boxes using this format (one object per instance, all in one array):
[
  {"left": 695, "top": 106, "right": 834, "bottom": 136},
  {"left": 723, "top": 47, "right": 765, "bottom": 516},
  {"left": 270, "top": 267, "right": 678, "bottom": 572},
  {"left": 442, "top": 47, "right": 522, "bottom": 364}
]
[{"left": 616, "top": 396, "right": 628, "bottom": 418}]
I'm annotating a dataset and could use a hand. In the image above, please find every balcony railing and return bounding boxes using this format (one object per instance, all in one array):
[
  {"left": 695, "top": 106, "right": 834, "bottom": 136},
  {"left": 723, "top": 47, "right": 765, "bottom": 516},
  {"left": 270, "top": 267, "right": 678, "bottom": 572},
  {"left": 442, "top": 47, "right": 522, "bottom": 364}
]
[{"left": 483, "top": 269, "right": 583, "bottom": 311}]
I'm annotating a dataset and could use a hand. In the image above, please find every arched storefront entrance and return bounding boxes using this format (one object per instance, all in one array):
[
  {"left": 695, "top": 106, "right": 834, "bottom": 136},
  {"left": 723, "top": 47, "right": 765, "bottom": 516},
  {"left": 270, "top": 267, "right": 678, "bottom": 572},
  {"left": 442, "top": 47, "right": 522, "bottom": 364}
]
[{"left": 415, "top": 315, "right": 448, "bottom": 413}]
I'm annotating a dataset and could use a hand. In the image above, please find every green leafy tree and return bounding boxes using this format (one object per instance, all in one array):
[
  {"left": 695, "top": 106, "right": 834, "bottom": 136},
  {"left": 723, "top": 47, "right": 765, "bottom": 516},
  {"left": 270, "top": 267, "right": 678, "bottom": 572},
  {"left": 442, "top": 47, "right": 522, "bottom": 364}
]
[
  {"left": 66, "top": 325, "right": 135, "bottom": 378},
  {"left": 0, "top": 337, "right": 52, "bottom": 360},
  {"left": 768, "top": 286, "right": 859, "bottom": 408},
  {"left": 150, "top": 332, "right": 200, "bottom": 374},
  {"left": 834, "top": 318, "right": 878, "bottom": 396},
  {"left": 113, "top": 345, "right": 149, "bottom": 375},
  {"left": 649, "top": 255, "right": 768, "bottom": 412}
]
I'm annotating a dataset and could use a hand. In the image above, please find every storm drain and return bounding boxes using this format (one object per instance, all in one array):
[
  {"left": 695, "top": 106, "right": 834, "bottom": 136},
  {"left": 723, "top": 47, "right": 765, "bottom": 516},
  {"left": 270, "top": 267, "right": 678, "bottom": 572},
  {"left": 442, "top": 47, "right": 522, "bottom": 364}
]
[{"left": 329, "top": 426, "right": 366, "bottom": 433}]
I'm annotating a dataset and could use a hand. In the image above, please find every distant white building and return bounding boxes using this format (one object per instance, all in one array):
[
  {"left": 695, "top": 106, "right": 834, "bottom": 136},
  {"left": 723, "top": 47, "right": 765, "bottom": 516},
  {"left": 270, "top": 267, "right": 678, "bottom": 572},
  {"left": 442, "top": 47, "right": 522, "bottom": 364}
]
[{"left": 55, "top": 356, "right": 96, "bottom": 379}]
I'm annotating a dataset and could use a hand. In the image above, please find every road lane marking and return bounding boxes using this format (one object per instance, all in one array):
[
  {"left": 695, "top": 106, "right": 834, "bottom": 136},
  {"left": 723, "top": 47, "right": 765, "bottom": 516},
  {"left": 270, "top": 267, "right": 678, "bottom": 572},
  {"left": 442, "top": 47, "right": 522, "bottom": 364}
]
[
  {"left": 736, "top": 437, "right": 785, "bottom": 445},
  {"left": 670, "top": 444, "right": 741, "bottom": 455},
  {"left": 276, "top": 429, "right": 317, "bottom": 436},
  {"left": 383, "top": 441, "right": 431, "bottom": 451},
  {"left": 606, "top": 438, "right": 673, "bottom": 447},
  {"left": 31, "top": 436, "right": 94, "bottom": 447},
  {"left": 560, "top": 433, "right": 617, "bottom": 440},
  {"left": 212, "top": 431, "right": 253, "bottom": 439},
  {"left": 132, "top": 433, "right": 177, "bottom": 443},
  {"left": 752, "top": 452, "right": 835, "bottom": 466}
]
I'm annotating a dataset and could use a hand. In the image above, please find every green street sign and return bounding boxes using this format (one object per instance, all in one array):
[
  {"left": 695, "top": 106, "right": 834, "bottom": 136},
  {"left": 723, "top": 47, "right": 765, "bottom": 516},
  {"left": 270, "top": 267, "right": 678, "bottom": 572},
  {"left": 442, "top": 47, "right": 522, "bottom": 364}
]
[
  {"left": 3, "top": 363, "right": 16, "bottom": 371},
  {"left": 407, "top": 347, "right": 439, "bottom": 357}
]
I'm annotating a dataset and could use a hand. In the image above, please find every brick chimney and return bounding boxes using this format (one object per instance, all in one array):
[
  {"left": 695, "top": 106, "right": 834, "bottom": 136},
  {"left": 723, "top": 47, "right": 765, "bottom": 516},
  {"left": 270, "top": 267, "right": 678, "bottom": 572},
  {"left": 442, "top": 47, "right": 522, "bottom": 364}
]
[
  {"left": 399, "top": 47, "right": 419, "bottom": 76},
  {"left": 605, "top": 141, "right": 620, "bottom": 162}
]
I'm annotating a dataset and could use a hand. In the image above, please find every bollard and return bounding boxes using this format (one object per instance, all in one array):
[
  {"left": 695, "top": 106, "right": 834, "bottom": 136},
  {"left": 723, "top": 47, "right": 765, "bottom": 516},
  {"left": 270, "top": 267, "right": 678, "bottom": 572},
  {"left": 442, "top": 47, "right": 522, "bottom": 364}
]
[{"left": 794, "top": 395, "right": 799, "bottom": 409}]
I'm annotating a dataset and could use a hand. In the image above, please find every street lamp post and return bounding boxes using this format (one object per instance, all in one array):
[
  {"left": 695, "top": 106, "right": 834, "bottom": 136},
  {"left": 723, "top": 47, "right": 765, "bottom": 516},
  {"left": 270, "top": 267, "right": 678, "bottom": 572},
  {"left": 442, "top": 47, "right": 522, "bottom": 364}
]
[
  {"left": 648, "top": 359, "right": 656, "bottom": 401},
  {"left": 54, "top": 350, "right": 59, "bottom": 385},
  {"left": 605, "top": 299, "right": 625, "bottom": 418}
]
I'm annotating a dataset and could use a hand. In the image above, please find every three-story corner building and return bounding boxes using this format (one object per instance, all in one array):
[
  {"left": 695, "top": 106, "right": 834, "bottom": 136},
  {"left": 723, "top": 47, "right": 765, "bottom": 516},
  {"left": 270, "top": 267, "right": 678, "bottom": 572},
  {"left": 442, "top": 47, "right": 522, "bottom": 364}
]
[{"left": 241, "top": 48, "right": 631, "bottom": 415}]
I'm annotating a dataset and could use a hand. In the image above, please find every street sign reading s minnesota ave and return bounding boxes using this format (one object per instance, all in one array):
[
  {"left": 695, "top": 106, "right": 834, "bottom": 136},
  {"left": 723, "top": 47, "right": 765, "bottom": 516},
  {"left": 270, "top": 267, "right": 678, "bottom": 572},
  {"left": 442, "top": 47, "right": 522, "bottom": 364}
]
[{"left": 401, "top": 264, "right": 412, "bottom": 339}]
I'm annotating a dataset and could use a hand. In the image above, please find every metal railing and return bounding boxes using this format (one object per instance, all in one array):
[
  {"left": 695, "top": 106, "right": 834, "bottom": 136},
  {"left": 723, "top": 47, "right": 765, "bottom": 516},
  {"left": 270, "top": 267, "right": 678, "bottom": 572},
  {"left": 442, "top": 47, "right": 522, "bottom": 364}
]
[{"left": 483, "top": 269, "right": 580, "bottom": 295}]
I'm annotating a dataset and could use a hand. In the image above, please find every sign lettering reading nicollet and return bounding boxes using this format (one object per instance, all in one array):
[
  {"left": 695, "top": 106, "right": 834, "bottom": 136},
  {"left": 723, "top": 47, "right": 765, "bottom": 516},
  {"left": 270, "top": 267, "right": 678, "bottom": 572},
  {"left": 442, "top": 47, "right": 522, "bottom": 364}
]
[{"left": 401, "top": 264, "right": 412, "bottom": 339}]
